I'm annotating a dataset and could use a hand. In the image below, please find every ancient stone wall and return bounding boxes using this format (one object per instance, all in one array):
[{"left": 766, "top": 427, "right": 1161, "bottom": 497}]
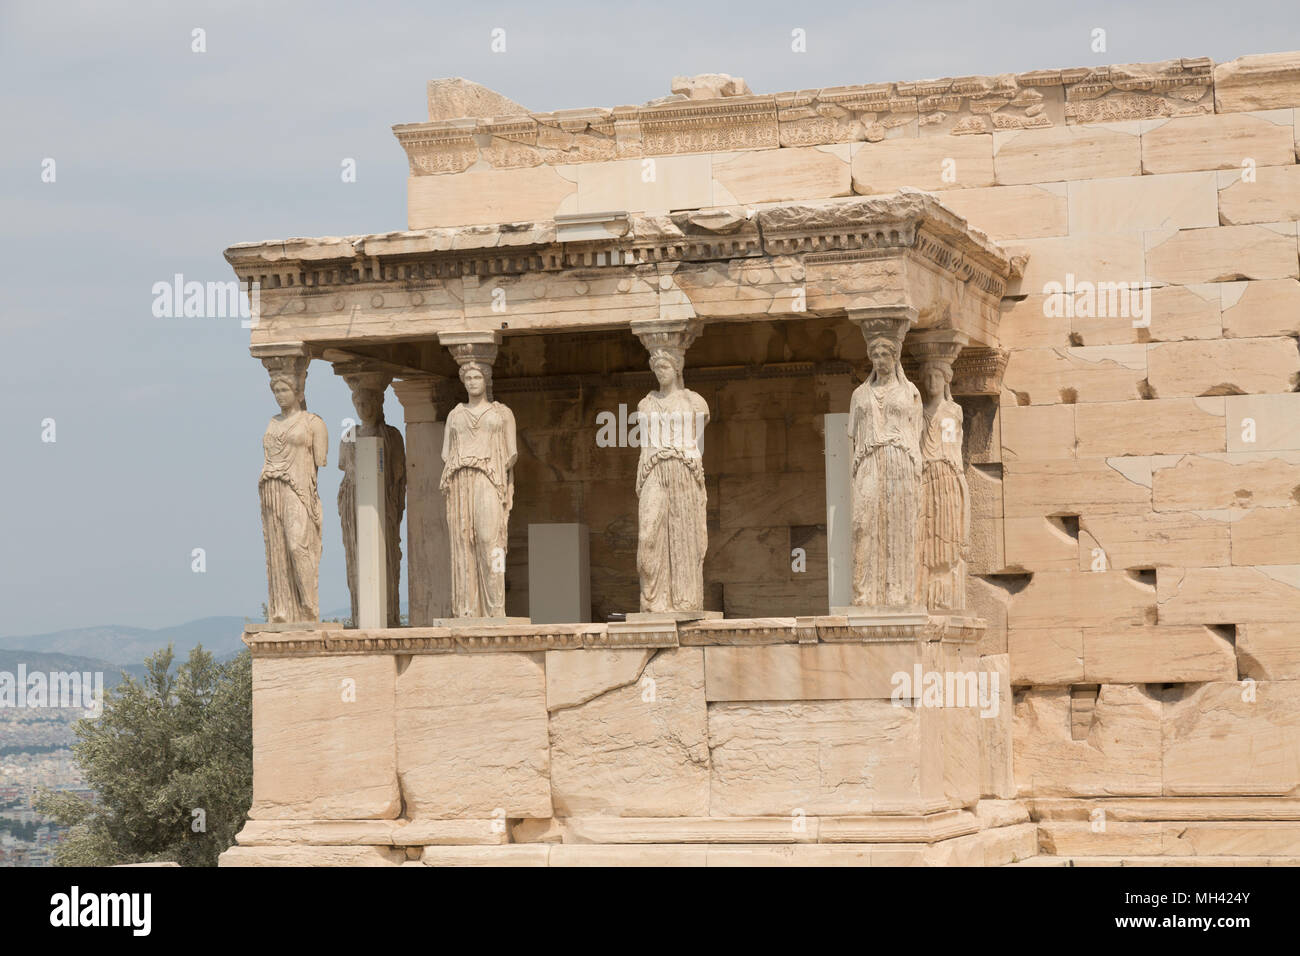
[{"left": 397, "top": 53, "right": 1300, "bottom": 827}]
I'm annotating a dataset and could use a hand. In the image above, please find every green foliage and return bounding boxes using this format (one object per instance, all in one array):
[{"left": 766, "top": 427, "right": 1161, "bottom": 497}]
[{"left": 35, "top": 645, "right": 252, "bottom": 867}]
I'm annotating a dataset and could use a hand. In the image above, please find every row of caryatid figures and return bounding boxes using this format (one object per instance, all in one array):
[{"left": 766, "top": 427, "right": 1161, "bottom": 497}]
[{"left": 255, "top": 315, "right": 969, "bottom": 625}]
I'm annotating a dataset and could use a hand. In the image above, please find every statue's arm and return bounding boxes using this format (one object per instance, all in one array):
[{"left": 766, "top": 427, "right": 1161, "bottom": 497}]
[
  {"left": 691, "top": 391, "right": 710, "bottom": 427},
  {"left": 635, "top": 398, "right": 651, "bottom": 471},
  {"left": 847, "top": 388, "right": 862, "bottom": 443},
  {"left": 502, "top": 405, "right": 518, "bottom": 469},
  {"left": 313, "top": 416, "right": 329, "bottom": 469}
]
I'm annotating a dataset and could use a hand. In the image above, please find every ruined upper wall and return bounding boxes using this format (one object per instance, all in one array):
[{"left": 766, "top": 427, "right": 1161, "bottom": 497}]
[
  {"left": 399, "top": 54, "right": 1300, "bottom": 162},
  {"left": 393, "top": 52, "right": 1300, "bottom": 230}
]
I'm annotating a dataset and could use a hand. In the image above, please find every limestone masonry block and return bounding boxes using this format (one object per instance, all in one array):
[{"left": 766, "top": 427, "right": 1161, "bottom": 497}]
[
  {"left": 1218, "top": 164, "right": 1300, "bottom": 226},
  {"left": 851, "top": 135, "right": 994, "bottom": 193},
  {"left": 929, "top": 183, "right": 1068, "bottom": 240},
  {"left": 1146, "top": 338, "right": 1300, "bottom": 398},
  {"left": 1231, "top": 507, "right": 1300, "bottom": 565},
  {"left": 998, "top": 295, "right": 1071, "bottom": 348},
  {"left": 1157, "top": 565, "right": 1300, "bottom": 625},
  {"left": 407, "top": 166, "right": 576, "bottom": 229},
  {"left": 396, "top": 653, "right": 551, "bottom": 819},
  {"left": 1221, "top": 278, "right": 1300, "bottom": 338},
  {"left": 1078, "top": 510, "right": 1232, "bottom": 569},
  {"left": 1144, "top": 222, "right": 1299, "bottom": 285},
  {"left": 1068, "top": 172, "right": 1218, "bottom": 235},
  {"left": 1014, "top": 685, "right": 1163, "bottom": 797},
  {"left": 1152, "top": 452, "right": 1300, "bottom": 511},
  {"left": 966, "top": 575, "right": 1010, "bottom": 656},
  {"left": 1002, "top": 458, "right": 1152, "bottom": 518},
  {"left": 1072, "top": 284, "right": 1222, "bottom": 346},
  {"left": 1215, "top": 53, "right": 1300, "bottom": 111},
  {"left": 1013, "top": 234, "right": 1145, "bottom": 292},
  {"left": 1003, "top": 516, "right": 1078, "bottom": 572},
  {"left": 1225, "top": 394, "right": 1300, "bottom": 452},
  {"left": 1082, "top": 625, "right": 1237, "bottom": 682},
  {"left": 426, "top": 77, "right": 529, "bottom": 121},
  {"left": 1140, "top": 110, "right": 1296, "bottom": 174},
  {"left": 1009, "top": 627, "right": 1084, "bottom": 685},
  {"left": 1011, "top": 570, "right": 1156, "bottom": 630},
  {"left": 1163, "top": 682, "right": 1300, "bottom": 795},
  {"left": 711, "top": 146, "right": 851, "bottom": 205},
  {"left": 545, "top": 647, "right": 654, "bottom": 710},
  {"left": 574, "top": 154, "right": 713, "bottom": 214},
  {"left": 979, "top": 654, "right": 1016, "bottom": 799},
  {"left": 994, "top": 123, "right": 1141, "bottom": 186},
  {"left": 1074, "top": 398, "right": 1226, "bottom": 457},
  {"left": 250, "top": 655, "right": 400, "bottom": 821},
  {"left": 1003, "top": 345, "right": 1147, "bottom": 405},
  {"left": 549, "top": 648, "right": 709, "bottom": 817},
  {"left": 1236, "top": 623, "right": 1300, "bottom": 680},
  {"left": 708, "top": 699, "right": 933, "bottom": 816},
  {"left": 220, "top": 846, "right": 405, "bottom": 867},
  {"left": 1000, "top": 404, "right": 1076, "bottom": 460},
  {"left": 703, "top": 643, "right": 923, "bottom": 701}
]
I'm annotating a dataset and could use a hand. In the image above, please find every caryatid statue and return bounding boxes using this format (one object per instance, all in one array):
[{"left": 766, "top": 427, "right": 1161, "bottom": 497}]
[
  {"left": 630, "top": 319, "right": 710, "bottom": 614},
  {"left": 258, "top": 353, "right": 328, "bottom": 623},
  {"left": 848, "top": 309, "right": 923, "bottom": 610},
  {"left": 438, "top": 332, "right": 516, "bottom": 618},
  {"left": 910, "top": 331, "right": 970, "bottom": 612},
  {"left": 337, "top": 368, "right": 406, "bottom": 627}
]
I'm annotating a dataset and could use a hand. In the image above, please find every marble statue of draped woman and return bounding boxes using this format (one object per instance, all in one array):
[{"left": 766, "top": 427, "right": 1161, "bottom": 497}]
[
  {"left": 636, "top": 349, "right": 709, "bottom": 613},
  {"left": 849, "top": 337, "right": 923, "bottom": 609},
  {"left": 440, "top": 364, "right": 516, "bottom": 618},
  {"left": 919, "top": 363, "right": 969, "bottom": 611},
  {"left": 260, "top": 375, "right": 328, "bottom": 623}
]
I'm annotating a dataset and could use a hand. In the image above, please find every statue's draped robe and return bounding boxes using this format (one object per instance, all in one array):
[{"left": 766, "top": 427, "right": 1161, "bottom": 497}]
[
  {"left": 920, "top": 399, "right": 969, "bottom": 610},
  {"left": 441, "top": 402, "right": 514, "bottom": 618},
  {"left": 259, "top": 411, "right": 326, "bottom": 622},
  {"left": 849, "top": 369, "right": 922, "bottom": 608},
  {"left": 339, "top": 423, "right": 407, "bottom": 625},
  {"left": 636, "top": 389, "right": 709, "bottom": 612}
]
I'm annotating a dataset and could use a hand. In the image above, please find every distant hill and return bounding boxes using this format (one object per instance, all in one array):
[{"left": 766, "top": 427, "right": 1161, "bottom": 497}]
[
  {"left": 0, "top": 649, "right": 138, "bottom": 688},
  {"left": 0, "top": 617, "right": 248, "bottom": 667}
]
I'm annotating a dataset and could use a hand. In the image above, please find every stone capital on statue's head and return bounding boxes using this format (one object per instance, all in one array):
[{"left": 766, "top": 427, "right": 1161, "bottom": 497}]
[
  {"left": 260, "top": 353, "right": 310, "bottom": 409},
  {"left": 847, "top": 306, "right": 917, "bottom": 354},
  {"left": 631, "top": 317, "right": 701, "bottom": 355}
]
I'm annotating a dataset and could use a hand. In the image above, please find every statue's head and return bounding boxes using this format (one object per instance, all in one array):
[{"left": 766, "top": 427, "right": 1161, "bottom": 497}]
[
  {"left": 649, "top": 348, "right": 684, "bottom": 388},
  {"left": 867, "top": 335, "right": 900, "bottom": 372},
  {"left": 459, "top": 361, "right": 491, "bottom": 399},
  {"left": 270, "top": 372, "right": 303, "bottom": 411},
  {"left": 921, "top": 361, "right": 953, "bottom": 402},
  {"left": 351, "top": 386, "right": 384, "bottom": 426}
]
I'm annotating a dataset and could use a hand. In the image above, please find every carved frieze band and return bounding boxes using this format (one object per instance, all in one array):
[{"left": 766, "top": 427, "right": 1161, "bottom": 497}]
[
  {"left": 228, "top": 206, "right": 1013, "bottom": 303},
  {"left": 241, "top": 614, "right": 985, "bottom": 657},
  {"left": 395, "top": 57, "right": 1217, "bottom": 173}
]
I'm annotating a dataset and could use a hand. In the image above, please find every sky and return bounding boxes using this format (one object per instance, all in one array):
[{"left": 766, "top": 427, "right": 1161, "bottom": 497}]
[{"left": 1, "top": 0, "right": 1297, "bottom": 635}]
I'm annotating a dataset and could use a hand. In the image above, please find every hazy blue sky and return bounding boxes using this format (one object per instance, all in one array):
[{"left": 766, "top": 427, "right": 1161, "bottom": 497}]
[{"left": 2, "top": 0, "right": 1296, "bottom": 635}]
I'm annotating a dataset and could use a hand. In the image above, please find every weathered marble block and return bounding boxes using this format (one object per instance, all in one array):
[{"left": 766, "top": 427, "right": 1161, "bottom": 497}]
[
  {"left": 1162, "top": 681, "right": 1300, "bottom": 796},
  {"left": 548, "top": 647, "right": 709, "bottom": 817},
  {"left": 396, "top": 653, "right": 551, "bottom": 819},
  {"left": 709, "top": 700, "right": 920, "bottom": 816},
  {"left": 1013, "top": 684, "right": 1163, "bottom": 797},
  {"left": 250, "top": 655, "right": 400, "bottom": 820}
]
